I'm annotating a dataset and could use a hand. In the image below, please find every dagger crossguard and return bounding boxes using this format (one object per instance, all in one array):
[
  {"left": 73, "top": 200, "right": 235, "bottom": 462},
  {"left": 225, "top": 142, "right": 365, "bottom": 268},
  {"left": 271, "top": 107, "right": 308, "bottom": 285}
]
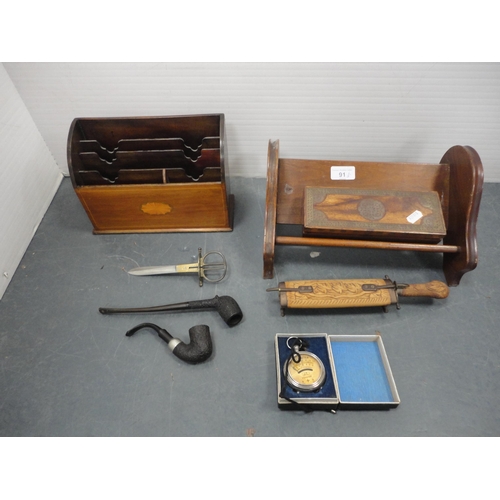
[
  {"left": 361, "top": 278, "right": 409, "bottom": 292},
  {"left": 361, "top": 276, "right": 409, "bottom": 309}
]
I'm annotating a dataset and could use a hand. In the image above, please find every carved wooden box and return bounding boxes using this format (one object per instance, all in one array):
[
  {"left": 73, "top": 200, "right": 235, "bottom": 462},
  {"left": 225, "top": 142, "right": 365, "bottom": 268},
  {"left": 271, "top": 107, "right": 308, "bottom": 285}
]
[
  {"left": 68, "top": 114, "right": 233, "bottom": 234},
  {"left": 303, "top": 187, "right": 446, "bottom": 243}
]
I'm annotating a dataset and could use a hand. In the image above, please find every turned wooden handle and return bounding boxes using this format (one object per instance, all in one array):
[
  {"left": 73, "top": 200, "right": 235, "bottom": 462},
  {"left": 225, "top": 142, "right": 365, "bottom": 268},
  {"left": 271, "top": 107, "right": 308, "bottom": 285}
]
[{"left": 398, "top": 281, "right": 449, "bottom": 299}]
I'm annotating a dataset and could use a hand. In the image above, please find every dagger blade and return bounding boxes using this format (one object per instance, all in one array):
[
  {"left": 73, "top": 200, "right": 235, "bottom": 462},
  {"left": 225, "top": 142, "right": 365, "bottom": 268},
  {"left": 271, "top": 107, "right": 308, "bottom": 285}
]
[{"left": 127, "top": 265, "right": 178, "bottom": 276}]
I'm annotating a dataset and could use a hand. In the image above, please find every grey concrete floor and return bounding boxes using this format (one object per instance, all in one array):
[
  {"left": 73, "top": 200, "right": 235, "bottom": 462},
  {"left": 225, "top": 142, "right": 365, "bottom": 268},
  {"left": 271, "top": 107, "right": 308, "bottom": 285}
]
[{"left": 1, "top": 177, "right": 499, "bottom": 436}]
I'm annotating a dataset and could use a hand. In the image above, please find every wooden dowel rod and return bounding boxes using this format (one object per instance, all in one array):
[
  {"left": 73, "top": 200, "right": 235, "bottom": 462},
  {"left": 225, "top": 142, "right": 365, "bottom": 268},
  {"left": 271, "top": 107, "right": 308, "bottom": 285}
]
[{"left": 275, "top": 236, "right": 459, "bottom": 253}]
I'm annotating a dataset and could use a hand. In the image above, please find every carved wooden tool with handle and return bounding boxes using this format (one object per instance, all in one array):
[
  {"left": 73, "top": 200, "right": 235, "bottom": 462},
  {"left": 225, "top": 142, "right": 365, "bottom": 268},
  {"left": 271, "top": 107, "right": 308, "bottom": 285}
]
[{"left": 266, "top": 276, "right": 449, "bottom": 316}]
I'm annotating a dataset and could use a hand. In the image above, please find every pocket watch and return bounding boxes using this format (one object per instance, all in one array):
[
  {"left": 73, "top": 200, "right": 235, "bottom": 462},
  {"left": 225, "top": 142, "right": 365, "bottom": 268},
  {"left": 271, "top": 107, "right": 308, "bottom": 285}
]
[{"left": 284, "top": 337, "right": 326, "bottom": 392}]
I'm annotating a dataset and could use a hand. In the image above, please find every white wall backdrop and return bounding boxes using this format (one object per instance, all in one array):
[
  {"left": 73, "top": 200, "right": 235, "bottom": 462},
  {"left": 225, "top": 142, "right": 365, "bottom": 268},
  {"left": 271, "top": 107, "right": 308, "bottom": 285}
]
[
  {"left": 3, "top": 62, "right": 500, "bottom": 181},
  {"left": 0, "top": 64, "right": 62, "bottom": 299}
]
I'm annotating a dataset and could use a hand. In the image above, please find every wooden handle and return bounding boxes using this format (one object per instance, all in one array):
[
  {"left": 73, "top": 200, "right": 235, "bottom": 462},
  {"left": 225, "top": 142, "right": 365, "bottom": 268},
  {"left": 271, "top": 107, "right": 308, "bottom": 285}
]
[{"left": 398, "top": 281, "right": 449, "bottom": 299}]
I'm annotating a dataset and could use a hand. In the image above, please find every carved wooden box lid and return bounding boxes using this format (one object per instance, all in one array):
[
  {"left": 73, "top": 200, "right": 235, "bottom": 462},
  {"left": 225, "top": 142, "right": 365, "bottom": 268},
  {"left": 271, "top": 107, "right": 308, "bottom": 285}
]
[{"left": 303, "top": 187, "right": 446, "bottom": 243}]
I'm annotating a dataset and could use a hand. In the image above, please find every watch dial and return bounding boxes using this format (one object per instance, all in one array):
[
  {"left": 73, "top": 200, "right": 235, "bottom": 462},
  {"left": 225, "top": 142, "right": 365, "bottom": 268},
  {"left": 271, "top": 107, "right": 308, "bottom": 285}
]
[{"left": 286, "top": 352, "right": 326, "bottom": 392}]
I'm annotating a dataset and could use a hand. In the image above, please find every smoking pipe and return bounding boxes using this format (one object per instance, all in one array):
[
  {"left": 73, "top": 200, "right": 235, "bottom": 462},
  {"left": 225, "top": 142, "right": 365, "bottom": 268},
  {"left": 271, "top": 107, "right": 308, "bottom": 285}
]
[
  {"left": 126, "top": 323, "right": 212, "bottom": 364},
  {"left": 99, "top": 295, "right": 243, "bottom": 327}
]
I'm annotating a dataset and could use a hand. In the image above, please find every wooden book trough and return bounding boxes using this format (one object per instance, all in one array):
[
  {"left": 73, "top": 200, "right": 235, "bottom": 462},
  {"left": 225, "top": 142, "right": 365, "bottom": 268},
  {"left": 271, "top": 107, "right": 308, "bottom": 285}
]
[
  {"left": 68, "top": 114, "right": 233, "bottom": 234},
  {"left": 263, "top": 140, "right": 484, "bottom": 286}
]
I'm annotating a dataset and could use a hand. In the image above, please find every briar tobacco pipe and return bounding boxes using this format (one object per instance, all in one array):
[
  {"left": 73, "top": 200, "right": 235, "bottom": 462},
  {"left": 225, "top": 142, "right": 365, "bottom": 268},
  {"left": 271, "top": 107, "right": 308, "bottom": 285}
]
[
  {"left": 126, "top": 323, "right": 212, "bottom": 364},
  {"left": 99, "top": 295, "right": 243, "bottom": 327}
]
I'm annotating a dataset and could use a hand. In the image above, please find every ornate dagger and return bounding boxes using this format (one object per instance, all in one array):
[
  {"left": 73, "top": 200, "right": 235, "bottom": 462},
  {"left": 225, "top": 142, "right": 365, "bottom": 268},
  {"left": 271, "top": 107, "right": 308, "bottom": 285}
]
[
  {"left": 266, "top": 276, "right": 449, "bottom": 316},
  {"left": 127, "top": 248, "right": 226, "bottom": 287}
]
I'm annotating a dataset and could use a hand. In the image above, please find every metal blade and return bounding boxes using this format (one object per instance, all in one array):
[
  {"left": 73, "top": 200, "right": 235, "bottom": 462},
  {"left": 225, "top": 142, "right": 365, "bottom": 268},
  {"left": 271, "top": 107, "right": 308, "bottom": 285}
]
[{"left": 127, "top": 265, "right": 178, "bottom": 276}]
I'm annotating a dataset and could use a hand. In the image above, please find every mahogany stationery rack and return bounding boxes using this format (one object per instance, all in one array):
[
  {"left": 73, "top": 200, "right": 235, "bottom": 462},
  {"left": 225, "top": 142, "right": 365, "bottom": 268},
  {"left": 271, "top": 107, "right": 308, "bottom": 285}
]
[
  {"left": 68, "top": 114, "right": 233, "bottom": 234},
  {"left": 263, "top": 140, "right": 484, "bottom": 286}
]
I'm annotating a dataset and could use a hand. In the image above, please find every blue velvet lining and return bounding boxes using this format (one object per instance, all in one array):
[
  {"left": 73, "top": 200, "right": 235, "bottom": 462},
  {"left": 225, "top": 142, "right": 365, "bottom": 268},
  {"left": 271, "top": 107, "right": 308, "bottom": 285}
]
[
  {"left": 277, "top": 336, "right": 337, "bottom": 400},
  {"left": 330, "top": 340, "right": 395, "bottom": 403}
]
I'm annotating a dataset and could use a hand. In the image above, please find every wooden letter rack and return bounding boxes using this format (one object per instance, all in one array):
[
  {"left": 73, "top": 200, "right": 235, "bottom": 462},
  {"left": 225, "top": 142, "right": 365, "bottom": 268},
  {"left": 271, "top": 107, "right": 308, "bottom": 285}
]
[
  {"left": 68, "top": 114, "right": 233, "bottom": 234},
  {"left": 263, "top": 140, "right": 484, "bottom": 286}
]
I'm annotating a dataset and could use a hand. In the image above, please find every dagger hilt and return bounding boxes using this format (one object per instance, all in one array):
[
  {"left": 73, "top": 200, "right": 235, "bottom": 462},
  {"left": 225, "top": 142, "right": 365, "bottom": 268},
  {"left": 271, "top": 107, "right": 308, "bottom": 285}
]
[
  {"left": 397, "top": 280, "right": 449, "bottom": 299},
  {"left": 354, "top": 276, "right": 448, "bottom": 309}
]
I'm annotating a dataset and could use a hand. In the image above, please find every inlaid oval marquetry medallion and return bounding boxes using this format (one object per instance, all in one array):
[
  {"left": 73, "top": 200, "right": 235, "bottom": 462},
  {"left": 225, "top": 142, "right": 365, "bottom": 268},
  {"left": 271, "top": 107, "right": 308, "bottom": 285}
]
[
  {"left": 141, "top": 202, "right": 172, "bottom": 215},
  {"left": 357, "top": 198, "right": 386, "bottom": 221}
]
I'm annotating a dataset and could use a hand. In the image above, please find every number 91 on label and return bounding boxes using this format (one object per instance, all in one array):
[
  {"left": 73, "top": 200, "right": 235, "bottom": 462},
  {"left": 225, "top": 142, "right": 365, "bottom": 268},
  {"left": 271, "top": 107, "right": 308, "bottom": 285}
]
[{"left": 330, "top": 166, "right": 355, "bottom": 180}]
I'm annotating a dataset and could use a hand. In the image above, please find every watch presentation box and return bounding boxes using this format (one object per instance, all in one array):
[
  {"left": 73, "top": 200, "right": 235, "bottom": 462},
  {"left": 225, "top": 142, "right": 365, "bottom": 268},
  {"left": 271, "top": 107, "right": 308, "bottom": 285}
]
[
  {"left": 303, "top": 186, "right": 446, "bottom": 243},
  {"left": 275, "top": 333, "right": 400, "bottom": 412}
]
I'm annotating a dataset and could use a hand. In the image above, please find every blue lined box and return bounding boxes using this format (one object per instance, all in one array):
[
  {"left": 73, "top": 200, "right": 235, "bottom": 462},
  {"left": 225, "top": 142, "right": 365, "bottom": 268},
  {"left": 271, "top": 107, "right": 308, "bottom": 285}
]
[
  {"left": 329, "top": 334, "right": 400, "bottom": 410},
  {"left": 275, "top": 333, "right": 400, "bottom": 411}
]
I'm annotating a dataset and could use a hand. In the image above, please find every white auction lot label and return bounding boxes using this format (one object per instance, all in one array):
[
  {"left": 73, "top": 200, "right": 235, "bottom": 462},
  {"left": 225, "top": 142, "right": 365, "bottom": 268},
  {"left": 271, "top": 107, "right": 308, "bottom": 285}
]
[
  {"left": 407, "top": 210, "right": 423, "bottom": 224},
  {"left": 331, "top": 166, "right": 355, "bottom": 180}
]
